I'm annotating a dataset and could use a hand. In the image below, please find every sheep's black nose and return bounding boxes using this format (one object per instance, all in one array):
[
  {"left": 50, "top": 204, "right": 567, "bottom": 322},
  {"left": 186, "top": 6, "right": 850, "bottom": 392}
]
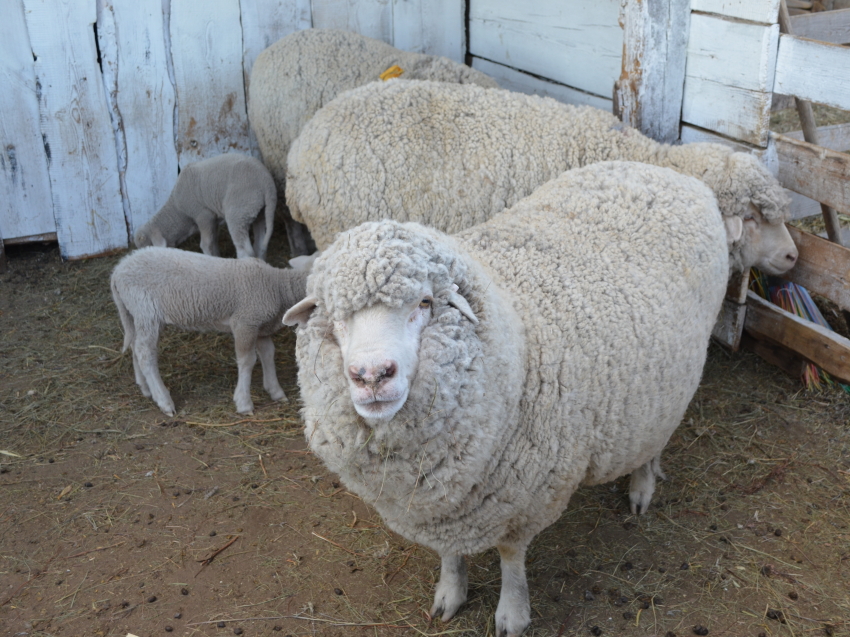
[{"left": 348, "top": 362, "right": 396, "bottom": 386}]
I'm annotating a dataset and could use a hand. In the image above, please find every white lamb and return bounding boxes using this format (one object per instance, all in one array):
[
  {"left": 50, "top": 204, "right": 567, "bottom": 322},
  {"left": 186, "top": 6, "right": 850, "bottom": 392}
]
[
  {"left": 248, "top": 29, "right": 499, "bottom": 255},
  {"left": 283, "top": 162, "right": 732, "bottom": 636},
  {"left": 111, "top": 247, "right": 307, "bottom": 416},
  {"left": 286, "top": 80, "right": 798, "bottom": 274},
  {"left": 134, "top": 153, "right": 277, "bottom": 260}
]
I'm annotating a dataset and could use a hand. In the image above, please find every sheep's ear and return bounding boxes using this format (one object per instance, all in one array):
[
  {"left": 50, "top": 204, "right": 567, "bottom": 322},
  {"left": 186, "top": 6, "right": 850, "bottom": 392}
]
[
  {"left": 724, "top": 216, "right": 744, "bottom": 245},
  {"left": 447, "top": 284, "right": 478, "bottom": 325},
  {"left": 283, "top": 296, "right": 318, "bottom": 327}
]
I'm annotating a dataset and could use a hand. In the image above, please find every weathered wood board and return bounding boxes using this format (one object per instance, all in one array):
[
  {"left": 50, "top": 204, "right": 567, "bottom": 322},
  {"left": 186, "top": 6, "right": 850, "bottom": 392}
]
[
  {"left": 780, "top": 225, "right": 850, "bottom": 311},
  {"left": 745, "top": 290, "right": 850, "bottom": 384},
  {"left": 469, "top": 0, "right": 622, "bottom": 99},
  {"left": 170, "top": 0, "right": 252, "bottom": 168},
  {"left": 711, "top": 271, "right": 750, "bottom": 351},
  {"left": 682, "top": 77, "right": 773, "bottom": 147},
  {"left": 783, "top": 123, "right": 850, "bottom": 152},
  {"left": 392, "top": 0, "right": 464, "bottom": 62},
  {"left": 691, "top": 0, "right": 780, "bottom": 24},
  {"left": 773, "top": 34, "right": 850, "bottom": 111},
  {"left": 23, "top": 0, "right": 127, "bottom": 259},
  {"left": 790, "top": 7, "right": 850, "bottom": 44},
  {"left": 241, "top": 0, "right": 311, "bottom": 87},
  {"left": 311, "top": 0, "right": 391, "bottom": 44},
  {"left": 0, "top": 0, "right": 55, "bottom": 241},
  {"left": 97, "top": 0, "right": 179, "bottom": 238},
  {"left": 470, "top": 57, "right": 612, "bottom": 111},
  {"left": 772, "top": 132, "right": 850, "bottom": 215}
]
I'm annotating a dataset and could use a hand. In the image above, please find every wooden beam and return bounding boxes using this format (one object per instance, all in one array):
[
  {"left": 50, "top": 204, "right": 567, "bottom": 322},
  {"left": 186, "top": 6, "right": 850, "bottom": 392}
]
[
  {"left": 789, "top": 7, "right": 850, "bottom": 44},
  {"left": 782, "top": 122, "right": 850, "bottom": 152},
  {"left": 780, "top": 225, "right": 850, "bottom": 311},
  {"left": 772, "top": 132, "right": 850, "bottom": 215},
  {"left": 744, "top": 290, "right": 850, "bottom": 383},
  {"left": 773, "top": 33, "right": 850, "bottom": 111},
  {"left": 617, "top": 0, "right": 690, "bottom": 143},
  {"left": 690, "top": 0, "right": 780, "bottom": 24}
]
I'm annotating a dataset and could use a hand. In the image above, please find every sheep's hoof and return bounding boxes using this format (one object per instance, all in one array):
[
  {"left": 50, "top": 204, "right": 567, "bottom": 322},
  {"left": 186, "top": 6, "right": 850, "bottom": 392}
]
[
  {"left": 267, "top": 388, "right": 288, "bottom": 403},
  {"left": 429, "top": 582, "right": 466, "bottom": 622},
  {"left": 158, "top": 405, "right": 176, "bottom": 418},
  {"left": 495, "top": 598, "right": 530, "bottom": 637}
]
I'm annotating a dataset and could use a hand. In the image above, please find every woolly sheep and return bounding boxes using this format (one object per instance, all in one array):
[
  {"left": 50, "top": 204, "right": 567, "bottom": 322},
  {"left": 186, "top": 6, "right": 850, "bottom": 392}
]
[
  {"left": 286, "top": 80, "right": 798, "bottom": 274},
  {"left": 282, "top": 162, "right": 731, "bottom": 636},
  {"left": 248, "top": 29, "right": 499, "bottom": 255},
  {"left": 111, "top": 247, "right": 307, "bottom": 416},
  {"left": 134, "top": 153, "right": 277, "bottom": 260}
]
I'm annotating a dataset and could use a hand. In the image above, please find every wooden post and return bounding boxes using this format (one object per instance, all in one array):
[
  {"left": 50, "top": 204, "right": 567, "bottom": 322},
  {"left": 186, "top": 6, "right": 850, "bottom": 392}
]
[
  {"left": 778, "top": 0, "right": 844, "bottom": 246},
  {"left": 616, "top": 0, "right": 690, "bottom": 143}
]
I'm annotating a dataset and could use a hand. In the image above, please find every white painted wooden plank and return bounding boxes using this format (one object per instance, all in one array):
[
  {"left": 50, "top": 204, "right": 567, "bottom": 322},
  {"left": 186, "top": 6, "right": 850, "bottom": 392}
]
[
  {"left": 23, "top": 0, "right": 127, "bottom": 259},
  {"left": 682, "top": 75, "right": 773, "bottom": 146},
  {"left": 783, "top": 122, "right": 850, "bottom": 151},
  {"left": 311, "top": 0, "right": 392, "bottom": 44},
  {"left": 469, "top": 0, "right": 622, "bottom": 99},
  {"left": 0, "top": 0, "right": 55, "bottom": 241},
  {"left": 393, "top": 0, "right": 465, "bottom": 62},
  {"left": 691, "top": 0, "right": 780, "bottom": 24},
  {"left": 617, "top": 0, "right": 690, "bottom": 143},
  {"left": 240, "top": 0, "right": 312, "bottom": 85},
  {"left": 686, "top": 15, "right": 779, "bottom": 92},
  {"left": 790, "top": 8, "right": 850, "bottom": 44},
  {"left": 680, "top": 124, "right": 764, "bottom": 153},
  {"left": 471, "top": 57, "right": 611, "bottom": 111},
  {"left": 97, "top": 0, "right": 179, "bottom": 238},
  {"left": 170, "top": 0, "right": 251, "bottom": 168},
  {"left": 774, "top": 34, "right": 850, "bottom": 110}
]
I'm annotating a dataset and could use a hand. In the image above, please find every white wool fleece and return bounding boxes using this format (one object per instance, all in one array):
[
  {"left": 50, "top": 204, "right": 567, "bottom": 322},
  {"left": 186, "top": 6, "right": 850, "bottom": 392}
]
[
  {"left": 286, "top": 80, "right": 790, "bottom": 251},
  {"left": 294, "top": 162, "right": 729, "bottom": 556}
]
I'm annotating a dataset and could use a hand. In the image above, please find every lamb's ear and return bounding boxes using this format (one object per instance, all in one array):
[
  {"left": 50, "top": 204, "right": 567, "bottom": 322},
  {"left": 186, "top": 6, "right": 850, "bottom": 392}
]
[
  {"left": 724, "top": 216, "right": 744, "bottom": 245},
  {"left": 283, "top": 296, "right": 318, "bottom": 327},
  {"left": 447, "top": 284, "right": 478, "bottom": 325}
]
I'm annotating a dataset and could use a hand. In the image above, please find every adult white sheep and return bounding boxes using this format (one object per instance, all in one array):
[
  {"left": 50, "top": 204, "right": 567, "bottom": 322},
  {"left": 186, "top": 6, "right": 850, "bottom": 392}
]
[
  {"left": 134, "top": 153, "right": 276, "bottom": 260},
  {"left": 286, "top": 80, "right": 798, "bottom": 274},
  {"left": 283, "top": 162, "right": 731, "bottom": 636},
  {"left": 248, "top": 29, "right": 499, "bottom": 255},
  {"left": 111, "top": 247, "right": 307, "bottom": 416}
]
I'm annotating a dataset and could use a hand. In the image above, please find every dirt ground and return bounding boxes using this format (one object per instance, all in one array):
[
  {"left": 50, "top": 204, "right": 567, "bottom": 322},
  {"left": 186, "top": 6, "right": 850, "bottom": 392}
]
[{"left": 1, "top": 232, "right": 849, "bottom": 637}]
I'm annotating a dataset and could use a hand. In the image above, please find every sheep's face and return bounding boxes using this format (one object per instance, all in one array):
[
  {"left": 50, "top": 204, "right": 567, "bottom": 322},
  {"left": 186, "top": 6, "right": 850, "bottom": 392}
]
[
  {"left": 332, "top": 283, "right": 434, "bottom": 422},
  {"left": 737, "top": 205, "right": 798, "bottom": 275}
]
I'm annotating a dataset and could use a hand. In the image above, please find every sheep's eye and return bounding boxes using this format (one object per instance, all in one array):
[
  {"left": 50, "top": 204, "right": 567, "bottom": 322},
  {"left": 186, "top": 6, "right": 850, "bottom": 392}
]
[{"left": 419, "top": 298, "right": 432, "bottom": 309}]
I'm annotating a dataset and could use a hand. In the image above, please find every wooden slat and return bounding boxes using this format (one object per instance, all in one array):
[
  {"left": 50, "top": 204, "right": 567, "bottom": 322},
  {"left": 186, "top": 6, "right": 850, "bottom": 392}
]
[
  {"left": 711, "top": 271, "right": 750, "bottom": 350},
  {"left": 311, "top": 0, "right": 392, "bottom": 44},
  {"left": 23, "top": 0, "right": 127, "bottom": 259},
  {"left": 740, "top": 332, "right": 807, "bottom": 378},
  {"left": 616, "top": 0, "right": 690, "bottom": 143},
  {"left": 682, "top": 76, "right": 773, "bottom": 146},
  {"left": 171, "top": 0, "right": 252, "bottom": 168},
  {"left": 774, "top": 34, "right": 850, "bottom": 111},
  {"left": 470, "top": 58, "right": 611, "bottom": 111},
  {"left": 745, "top": 290, "right": 850, "bottom": 383},
  {"left": 789, "top": 7, "right": 850, "bottom": 44},
  {"left": 393, "top": 0, "right": 465, "bottom": 63},
  {"left": 783, "top": 123, "right": 850, "bottom": 151},
  {"left": 781, "top": 225, "right": 850, "bottom": 310},
  {"left": 0, "top": 0, "right": 55, "bottom": 242},
  {"left": 469, "top": 0, "right": 622, "bottom": 99},
  {"left": 691, "top": 0, "right": 780, "bottom": 24},
  {"left": 772, "top": 131, "right": 850, "bottom": 214},
  {"left": 97, "top": 0, "right": 179, "bottom": 239}
]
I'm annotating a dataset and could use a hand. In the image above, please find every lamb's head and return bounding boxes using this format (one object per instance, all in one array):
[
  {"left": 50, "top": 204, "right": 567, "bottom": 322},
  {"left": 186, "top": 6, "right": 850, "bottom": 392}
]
[
  {"left": 283, "top": 221, "right": 478, "bottom": 423},
  {"left": 724, "top": 204, "right": 798, "bottom": 275}
]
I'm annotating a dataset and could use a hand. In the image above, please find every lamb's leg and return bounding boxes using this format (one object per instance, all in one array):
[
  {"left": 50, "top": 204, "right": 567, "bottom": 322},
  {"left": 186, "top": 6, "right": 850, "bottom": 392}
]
[
  {"left": 131, "top": 346, "right": 151, "bottom": 397},
  {"left": 495, "top": 543, "right": 531, "bottom": 637},
  {"left": 133, "top": 322, "right": 175, "bottom": 416},
  {"left": 232, "top": 325, "right": 259, "bottom": 415},
  {"left": 251, "top": 214, "right": 267, "bottom": 261},
  {"left": 226, "top": 216, "right": 256, "bottom": 259},
  {"left": 629, "top": 453, "right": 667, "bottom": 515},
  {"left": 197, "top": 214, "right": 221, "bottom": 257},
  {"left": 429, "top": 554, "right": 467, "bottom": 622},
  {"left": 256, "top": 335, "right": 287, "bottom": 402}
]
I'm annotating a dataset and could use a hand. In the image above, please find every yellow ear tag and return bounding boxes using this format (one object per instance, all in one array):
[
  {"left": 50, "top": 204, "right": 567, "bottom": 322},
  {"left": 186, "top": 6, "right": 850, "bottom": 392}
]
[{"left": 379, "top": 65, "right": 404, "bottom": 81}]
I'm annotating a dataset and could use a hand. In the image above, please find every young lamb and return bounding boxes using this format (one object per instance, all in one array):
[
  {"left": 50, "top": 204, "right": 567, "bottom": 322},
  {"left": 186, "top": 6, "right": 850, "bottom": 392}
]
[
  {"left": 283, "top": 162, "right": 731, "bottom": 636},
  {"left": 134, "top": 153, "right": 277, "bottom": 261},
  {"left": 286, "top": 80, "right": 798, "bottom": 275},
  {"left": 247, "top": 29, "right": 499, "bottom": 256},
  {"left": 111, "top": 247, "right": 307, "bottom": 416}
]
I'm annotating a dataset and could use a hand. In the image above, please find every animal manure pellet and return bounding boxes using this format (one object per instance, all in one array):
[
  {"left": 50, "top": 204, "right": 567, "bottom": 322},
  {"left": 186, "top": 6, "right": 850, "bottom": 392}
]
[
  {"left": 165, "top": 627, "right": 173, "bottom": 633},
  {"left": 84, "top": 482, "right": 93, "bottom": 488},
  {"left": 218, "top": 621, "right": 226, "bottom": 628},
  {"left": 666, "top": 632, "right": 678, "bottom": 637},
  {"left": 334, "top": 588, "right": 343, "bottom": 595},
  {"left": 590, "top": 627, "right": 602, "bottom": 636},
  {"left": 774, "top": 528, "right": 782, "bottom": 536},
  {"left": 233, "top": 629, "right": 243, "bottom": 635},
  {"left": 147, "top": 595, "right": 157, "bottom": 603},
  {"left": 788, "top": 591, "right": 798, "bottom": 600},
  {"left": 210, "top": 530, "right": 217, "bottom": 536},
  {"left": 181, "top": 588, "right": 189, "bottom": 595},
  {"left": 623, "top": 612, "right": 634, "bottom": 620},
  {"left": 692, "top": 626, "right": 709, "bottom": 636},
  {"left": 174, "top": 612, "right": 182, "bottom": 618},
  {"left": 584, "top": 590, "right": 595, "bottom": 601},
  {"left": 680, "top": 562, "right": 690, "bottom": 570}
]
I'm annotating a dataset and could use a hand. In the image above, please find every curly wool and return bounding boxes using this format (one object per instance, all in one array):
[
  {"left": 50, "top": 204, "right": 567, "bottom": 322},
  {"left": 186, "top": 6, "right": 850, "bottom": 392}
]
[
  {"left": 248, "top": 29, "right": 498, "bottom": 198},
  {"left": 286, "top": 80, "right": 790, "bottom": 250},
  {"left": 295, "top": 162, "right": 729, "bottom": 555}
]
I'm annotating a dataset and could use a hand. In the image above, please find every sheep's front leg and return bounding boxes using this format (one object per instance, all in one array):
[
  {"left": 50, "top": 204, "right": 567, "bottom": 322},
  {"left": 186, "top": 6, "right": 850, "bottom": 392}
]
[
  {"left": 256, "top": 335, "right": 287, "bottom": 402},
  {"left": 629, "top": 453, "right": 667, "bottom": 515},
  {"left": 133, "top": 323, "right": 175, "bottom": 417},
  {"left": 226, "top": 216, "right": 257, "bottom": 259},
  {"left": 429, "top": 554, "right": 467, "bottom": 622},
  {"left": 197, "top": 213, "right": 221, "bottom": 257},
  {"left": 495, "top": 543, "right": 530, "bottom": 637},
  {"left": 231, "top": 326, "right": 259, "bottom": 414}
]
